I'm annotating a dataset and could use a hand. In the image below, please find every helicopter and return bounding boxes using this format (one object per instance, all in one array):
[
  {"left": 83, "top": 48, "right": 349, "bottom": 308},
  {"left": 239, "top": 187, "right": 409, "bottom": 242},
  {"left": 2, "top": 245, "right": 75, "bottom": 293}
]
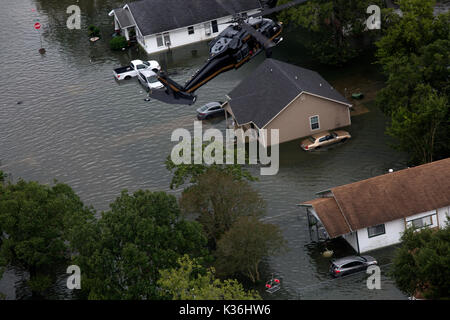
[{"left": 152, "top": 0, "right": 309, "bottom": 105}]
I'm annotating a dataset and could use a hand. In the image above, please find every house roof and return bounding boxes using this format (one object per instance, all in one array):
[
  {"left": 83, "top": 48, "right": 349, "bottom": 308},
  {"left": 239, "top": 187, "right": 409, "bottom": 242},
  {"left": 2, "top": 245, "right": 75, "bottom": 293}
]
[
  {"left": 303, "top": 198, "right": 351, "bottom": 238},
  {"left": 113, "top": 8, "right": 134, "bottom": 28},
  {"left": 126, "top": 0, "right": 262, "bottom": 36},
  {"left": 227, "top": 59, "right": 351, "bottom": 128},
  {"left": 300, "top": 158, "right": 450, "bottom": 238}
]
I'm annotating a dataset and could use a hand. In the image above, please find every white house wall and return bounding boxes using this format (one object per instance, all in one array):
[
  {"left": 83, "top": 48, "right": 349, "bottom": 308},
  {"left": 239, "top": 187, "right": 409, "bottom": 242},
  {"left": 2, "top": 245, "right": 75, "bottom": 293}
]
[
  {"left": 438, "top": 206, "right": 450, "bottom": 227},
  {"left": 351, "top": 205, "right": 450, "bottom": 253},
  {"left": 356, "top": 218, "right": 405, "bottom": 253},
  {"left": 140, "top": 9, "right": 261, "bottom": 54},
  {"left": 342, "top": 232, "right": 358, "bottom": 252}
]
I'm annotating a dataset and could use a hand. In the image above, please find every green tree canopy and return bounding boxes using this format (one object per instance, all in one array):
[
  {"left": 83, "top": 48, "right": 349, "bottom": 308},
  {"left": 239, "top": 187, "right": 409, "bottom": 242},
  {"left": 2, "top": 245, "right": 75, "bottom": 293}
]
[
  {"left": 276, "top": 0, "right": 385, "bottom": 65},
  {"left": 71, "top": 189, "right": 209, "bottom": 299},
  {"left": 391, "top": 224, "right": 450, "bottom": 299},
  {"left": 0, "top": 179, "right": 93, "bottom": 297},
  {"left": 387, "top": 84, "right": 449, "bottom": 164},
  {"left": 215, "top": 216, "right": 287, "bottom": 283},
  {"left": 375, "top": 0, "right": 450, "bottom": 164},
  {"left": 179, "top": 168, "right": 266, "bottom": 248},
  {"left": 158, "top": 255, "right": 261, "bottom": 300},
  {"left": 165, "top": 143, "right": 256, "bottom": 189}
]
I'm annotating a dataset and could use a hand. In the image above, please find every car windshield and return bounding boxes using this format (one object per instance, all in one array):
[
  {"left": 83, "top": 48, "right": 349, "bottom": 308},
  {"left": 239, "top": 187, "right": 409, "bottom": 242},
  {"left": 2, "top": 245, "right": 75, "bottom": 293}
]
[
  {"left": 137, "top": 65, "right": 146, "bottom": 69},
  {"left": 308, "top": 137, "right": 316, "bottom": 143},
  {"left": 147, "top": 75, "right": 159, "bottom": 83},
  {"left": 143, "top": 61, "right": 150, "bottom": 66},
  {"left": 200, "top": 105, "right": 211, "bottom": 111}
]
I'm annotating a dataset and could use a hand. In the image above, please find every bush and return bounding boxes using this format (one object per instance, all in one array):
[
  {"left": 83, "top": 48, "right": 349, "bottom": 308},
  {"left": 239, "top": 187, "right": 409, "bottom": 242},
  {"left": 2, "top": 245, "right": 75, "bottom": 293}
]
[
  {"left": 88, "top": 25, "right": 100, "bottom": 37},
  {"left": 110, "top": 36, "right": 128, "bottom": 50}
]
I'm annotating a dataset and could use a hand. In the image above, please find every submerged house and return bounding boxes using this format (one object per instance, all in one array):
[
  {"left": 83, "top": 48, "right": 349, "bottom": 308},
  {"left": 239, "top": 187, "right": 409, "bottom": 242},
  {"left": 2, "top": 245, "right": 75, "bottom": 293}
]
[
  {"left": 109, "top": 0, "right": 262, "bottom": 54},
  {"left": 223, "top": 59, "right": 352, "bottom": 147},
  {"left": 299, "top": 158, "right": 450, "bottom": 253}
]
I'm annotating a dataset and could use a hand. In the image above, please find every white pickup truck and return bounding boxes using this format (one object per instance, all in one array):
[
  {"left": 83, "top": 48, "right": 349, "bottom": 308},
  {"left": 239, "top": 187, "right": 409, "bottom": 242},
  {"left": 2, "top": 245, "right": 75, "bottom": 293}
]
[{"left": 113, "top": 59, "right": 161, "bottom": 80}]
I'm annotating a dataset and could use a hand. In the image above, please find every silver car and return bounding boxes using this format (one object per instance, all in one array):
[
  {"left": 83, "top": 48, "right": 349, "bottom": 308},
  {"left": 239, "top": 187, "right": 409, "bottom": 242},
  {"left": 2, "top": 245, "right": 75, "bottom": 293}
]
[
  {"left": 330, "top": 255, "right": 377, "bottom": 277},
  {"left": 137, "top": 70, "right": 164, "bottom": 90}
]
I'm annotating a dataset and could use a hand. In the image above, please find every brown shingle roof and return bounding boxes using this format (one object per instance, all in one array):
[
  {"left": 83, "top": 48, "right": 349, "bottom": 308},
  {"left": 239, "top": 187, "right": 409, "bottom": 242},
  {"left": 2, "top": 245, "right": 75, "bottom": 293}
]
[
  {"left": 303, "top": 198, "right": 350, "bottom": 238},
  {"left": 301, "top": 158, "right": 450, "bottom": 237}
]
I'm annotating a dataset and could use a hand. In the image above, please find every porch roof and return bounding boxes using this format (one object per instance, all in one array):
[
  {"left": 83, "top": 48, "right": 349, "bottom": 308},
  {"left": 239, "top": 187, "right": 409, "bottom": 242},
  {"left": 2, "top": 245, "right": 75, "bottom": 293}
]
[{"left": 113, "top": 8, "right": 135, "bottom": 29}]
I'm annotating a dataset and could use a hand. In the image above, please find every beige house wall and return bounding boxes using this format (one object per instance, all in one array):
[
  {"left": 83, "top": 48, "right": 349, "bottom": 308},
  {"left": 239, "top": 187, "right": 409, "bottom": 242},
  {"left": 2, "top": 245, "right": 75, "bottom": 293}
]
[{"left": 263, "top": 93, "right": 351, "bottom": 146}]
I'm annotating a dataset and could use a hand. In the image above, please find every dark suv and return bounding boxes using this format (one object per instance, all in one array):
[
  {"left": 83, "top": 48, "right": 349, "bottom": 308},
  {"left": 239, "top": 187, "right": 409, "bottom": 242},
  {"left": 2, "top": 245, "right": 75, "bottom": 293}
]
[{"left": 330, "top": 255, "right": 377, "bottom": 277}]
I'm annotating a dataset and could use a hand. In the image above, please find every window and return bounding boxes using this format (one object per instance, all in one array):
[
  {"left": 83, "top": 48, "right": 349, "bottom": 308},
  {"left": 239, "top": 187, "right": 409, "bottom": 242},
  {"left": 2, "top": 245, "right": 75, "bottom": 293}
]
[
  {"left": 310, "top": 115, "right": 320, "bottom": 130},
  {"left": 368, "top": 224, "right": 385, "bottom": 238},
  {"left": 409, "top": 215, "right": 433, "bottom": 229},
  {"left": 188, "top": 26, "right": 194, "bottom": 35},
  {"left": 163, "top": 33, "right": 171, "bottom": 47},
  {"left": 343, "top": 261, "right": 363, "bottom": 268},
  {"left": 211, "top": 20, "right": 218, "bottom": 33},
  {"left": 156, "top": 34, "right": 163, "bottom": 47}
]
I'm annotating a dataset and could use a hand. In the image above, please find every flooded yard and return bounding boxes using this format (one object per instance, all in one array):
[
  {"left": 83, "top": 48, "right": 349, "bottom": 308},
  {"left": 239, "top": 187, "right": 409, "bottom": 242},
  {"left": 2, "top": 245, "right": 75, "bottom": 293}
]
[{"left": 0, "top": 0, "right": 409, "bottom": 299}]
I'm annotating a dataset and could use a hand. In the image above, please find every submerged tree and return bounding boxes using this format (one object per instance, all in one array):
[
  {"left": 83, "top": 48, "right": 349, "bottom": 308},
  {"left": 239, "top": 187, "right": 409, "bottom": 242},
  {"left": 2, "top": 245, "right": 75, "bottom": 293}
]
[
  {"left": 276, "top": 0, "right": 385, "bottom": 65},
  {"left": 158, "top": 255, "right": 261, "bottom": 300},
  {"left": 71, "top": 189, "right": 209, "bottom": 300},
  {"left": 179, "top": 168, "right": 266, "bottom": 248},
  {"left": 0, "top": 179, "right": 93, "bottom": 298},
  {"left": 215, "top": 216, "right": 287, "bottom": 283},
  {"left": 391, "top": 224, "right": 450, "bottom": 299}
]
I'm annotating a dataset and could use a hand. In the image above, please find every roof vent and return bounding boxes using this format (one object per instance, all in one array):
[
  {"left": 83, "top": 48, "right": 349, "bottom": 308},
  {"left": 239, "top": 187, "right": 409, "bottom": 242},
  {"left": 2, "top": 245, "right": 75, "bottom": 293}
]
[
  {"left": 388, "top": 169, "right": 394, "bottom": 173},
  {"left": 295, "top": 76, "right": 298, "bottom": 80},
  {"left": 319, "top": 83, "right": 322, "bottom": 87}
]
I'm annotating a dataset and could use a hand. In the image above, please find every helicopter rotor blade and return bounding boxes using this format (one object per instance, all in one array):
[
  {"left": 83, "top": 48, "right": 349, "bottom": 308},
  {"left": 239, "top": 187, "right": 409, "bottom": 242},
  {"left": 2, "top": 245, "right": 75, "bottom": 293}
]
[
  {"left": 248, "top": 0, "right": 309, "bottom": 19},
  {"left": 240, "top": 22, "right": 276, "bottom": 50}
]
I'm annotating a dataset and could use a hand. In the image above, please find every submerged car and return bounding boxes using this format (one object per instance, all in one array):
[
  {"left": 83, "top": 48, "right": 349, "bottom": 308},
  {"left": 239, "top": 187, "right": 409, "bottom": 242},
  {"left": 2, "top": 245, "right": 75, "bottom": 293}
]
[
  {"left": 301, "top": 130, "right": 351, "bottom": 151},
  {"left": 196, "top": 102, "right": 225, "bottom": 120},
  {"left": 330, "top": 255, "right": 377, "bottom": 277},
  {"left": 137, "top": 69, "right": 164, "bottom": 90}
]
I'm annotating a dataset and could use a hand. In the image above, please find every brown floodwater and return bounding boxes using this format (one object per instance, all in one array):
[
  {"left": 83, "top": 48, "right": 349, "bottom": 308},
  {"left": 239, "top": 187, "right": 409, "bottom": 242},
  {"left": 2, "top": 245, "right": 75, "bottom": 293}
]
[{"left": 0, "top": 0, "right": 410, "bottom": 299}]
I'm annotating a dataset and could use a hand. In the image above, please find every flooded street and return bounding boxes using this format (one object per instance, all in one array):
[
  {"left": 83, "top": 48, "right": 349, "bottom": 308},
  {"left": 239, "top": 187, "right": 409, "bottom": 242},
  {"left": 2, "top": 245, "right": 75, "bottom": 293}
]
[{"left": 1, "top": 0, "right": 409, "bottom": 299}]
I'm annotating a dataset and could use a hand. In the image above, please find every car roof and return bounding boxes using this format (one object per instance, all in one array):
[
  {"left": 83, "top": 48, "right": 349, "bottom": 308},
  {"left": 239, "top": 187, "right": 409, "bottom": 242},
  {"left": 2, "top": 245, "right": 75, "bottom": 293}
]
[
  {"left": 332, "top": 255, "right": 366, "bottom": 266},
  {"left": 311, "top": 131, "right": 330, "bottom": 139},
  {"left": 131, "top": 59, "right": 144, "bottom": 64},
  {"left": 140, "top": 69, "right": 157, "bottom": 76},
  {"left": 203, "top": 102, "right": 222, "bottom": 108}
]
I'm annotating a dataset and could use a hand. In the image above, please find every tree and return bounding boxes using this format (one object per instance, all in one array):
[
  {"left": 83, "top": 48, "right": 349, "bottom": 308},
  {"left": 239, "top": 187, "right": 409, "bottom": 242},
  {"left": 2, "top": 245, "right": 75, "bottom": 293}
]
[
  {"left": 375, "top": 0, "right": 450, "bottom": 115},
  {"left": 158, "top": 255, "right": 261, "bottom": 300},
  {"left": 0, "top": 179, "right": 92, "bottom": 298},
  {"left": 276, "top": 0, "right": 385, "bottom": 65},
  {"left": 165, "top": 143, "right": 256, "bottom": 189},
  {"left": 179, "top": 168, "right": 266, "bottom": 248},
  {"left": 387, "top": 85, "right": 449, "bottom": 164},
  {"left": 215, "top": 216, "right": 287, "bottom": 283},
  {"left": 391, "top": 224, "right": 450, "bottom": 299},
  {"left": 71, "top": 189, "right": 209, "bottom": 299},
  {"left": 375, "top": 0, "right": 450, "bottom": 163}
]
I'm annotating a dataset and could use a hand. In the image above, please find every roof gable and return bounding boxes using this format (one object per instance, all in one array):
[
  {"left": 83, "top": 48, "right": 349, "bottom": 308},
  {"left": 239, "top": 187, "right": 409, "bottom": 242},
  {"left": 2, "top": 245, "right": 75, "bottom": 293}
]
[
  {"left": 127, "top": 0, "right": 262, "bottom": 36},
  {"left": 228, "top": 59, "right": 351, "bottom": 128}
]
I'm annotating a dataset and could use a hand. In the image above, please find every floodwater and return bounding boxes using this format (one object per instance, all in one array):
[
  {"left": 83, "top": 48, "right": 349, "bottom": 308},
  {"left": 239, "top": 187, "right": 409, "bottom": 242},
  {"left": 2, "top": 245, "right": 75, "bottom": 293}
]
[{"left": 0, "top": 0, "right": 409, "bottom": 299}]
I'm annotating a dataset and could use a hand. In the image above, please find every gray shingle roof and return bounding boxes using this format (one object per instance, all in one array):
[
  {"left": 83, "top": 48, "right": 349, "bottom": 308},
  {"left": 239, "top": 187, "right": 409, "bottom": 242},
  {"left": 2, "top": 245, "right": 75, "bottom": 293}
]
[
  {"left": 127, "top": 0, "right": 262, "bottom": 36},
  {"left": 114, "top": 8, "right": 134, "bottom": 28},
  {"left": 228, "top": 59, "right": 351, "bottom": 128}
]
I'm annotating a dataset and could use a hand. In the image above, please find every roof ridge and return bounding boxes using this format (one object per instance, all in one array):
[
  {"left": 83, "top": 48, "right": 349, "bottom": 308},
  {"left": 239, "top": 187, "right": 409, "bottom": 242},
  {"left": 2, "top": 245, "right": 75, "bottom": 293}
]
[
  {"left": 269, "top": 59, "right": 305, "bottom": 93},
  {"left": 332, "top": 158, "right": 450, "bottom": 192}
]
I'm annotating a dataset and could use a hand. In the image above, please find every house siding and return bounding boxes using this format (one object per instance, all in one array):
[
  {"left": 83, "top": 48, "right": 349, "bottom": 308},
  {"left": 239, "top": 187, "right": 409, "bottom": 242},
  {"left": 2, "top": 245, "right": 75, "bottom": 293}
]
[
  {"left": 264, "top": 93, "right": 351, "bottom": 146},
  {"left": 139, "top": 9, "right": 260, "bottom": 54},
  {"left": 354, "top": 206, "right": 449, "bottom": 253}
]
